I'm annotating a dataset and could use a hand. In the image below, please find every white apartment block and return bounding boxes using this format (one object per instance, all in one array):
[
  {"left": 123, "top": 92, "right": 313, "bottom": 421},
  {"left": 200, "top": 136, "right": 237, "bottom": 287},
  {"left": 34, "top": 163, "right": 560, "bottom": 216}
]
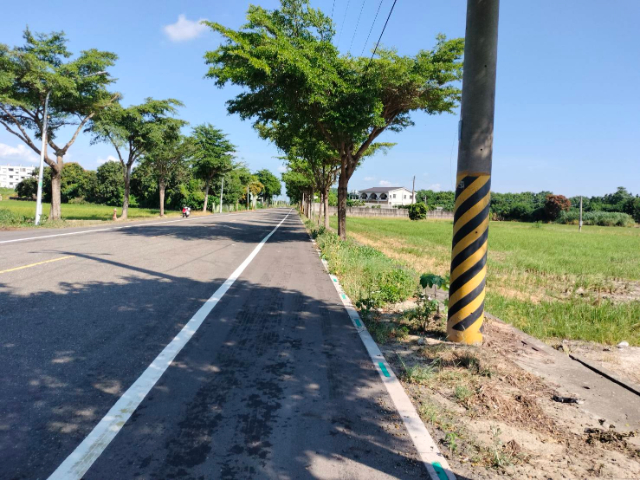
[{"left": 0, "top": 165, "right": 35, "bottom": 189}]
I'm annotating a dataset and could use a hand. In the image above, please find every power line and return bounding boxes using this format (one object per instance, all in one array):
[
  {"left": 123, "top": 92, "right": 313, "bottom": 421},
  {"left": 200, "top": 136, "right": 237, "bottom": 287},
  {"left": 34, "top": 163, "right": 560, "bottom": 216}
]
[
  {"left": 348, "top": 0, "right": 368, "bottom": 54},
  {"left": 361, "top": 0, "right": 385, "bottom": 56},
  {"left": 337, "top": 0, "right": 352, "bottom": 47},
  {"left": 368, "top": 0, "right": 398, "bottom": 66},
  {"left": 331, "top": 0, "right": 336, "bottom": 21}
]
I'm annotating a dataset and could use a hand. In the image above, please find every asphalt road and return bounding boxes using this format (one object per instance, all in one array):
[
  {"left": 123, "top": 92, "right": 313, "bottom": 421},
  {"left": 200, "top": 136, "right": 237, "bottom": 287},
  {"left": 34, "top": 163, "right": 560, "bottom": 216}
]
[{"left": 0, "top": 209, "right": 429, "bottom": 479}]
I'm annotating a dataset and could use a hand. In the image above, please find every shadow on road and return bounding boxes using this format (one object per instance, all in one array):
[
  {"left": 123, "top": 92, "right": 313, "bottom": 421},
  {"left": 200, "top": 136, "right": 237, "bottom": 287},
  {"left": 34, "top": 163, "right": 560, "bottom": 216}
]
[{"left": 0, "top": 210, "right": 468, "bottom": 479}]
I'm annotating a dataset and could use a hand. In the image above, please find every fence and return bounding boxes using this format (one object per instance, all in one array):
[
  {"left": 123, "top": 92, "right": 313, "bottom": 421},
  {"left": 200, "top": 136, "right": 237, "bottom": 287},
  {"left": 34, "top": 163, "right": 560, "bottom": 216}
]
[{"left": 311, "top": 204, "right": 453, "bottom": 219}]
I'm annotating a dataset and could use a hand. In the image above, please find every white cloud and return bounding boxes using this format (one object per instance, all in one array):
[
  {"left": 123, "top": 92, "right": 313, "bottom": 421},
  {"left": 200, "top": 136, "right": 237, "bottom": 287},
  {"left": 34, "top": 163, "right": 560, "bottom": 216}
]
[
  {"left": 277, "top": 165, "right": 287, "bottom": 173},
  {"left": 364, "top": 176, "right": 375, "bottom": 182},
  {"left": 428, "top": 183, "right": 441, "bottom": 191},
  {"left": 379, "top": 180, "right": 392, "bottom": 187},
  {"left": 163, "top": 14, "right": 208, "bottom": 42},
  {"left": 97, "top": 155, "right": 119, "bottom": 166},
  {"left": 0, "top": 143, "right": 39, "bottom": 163}
]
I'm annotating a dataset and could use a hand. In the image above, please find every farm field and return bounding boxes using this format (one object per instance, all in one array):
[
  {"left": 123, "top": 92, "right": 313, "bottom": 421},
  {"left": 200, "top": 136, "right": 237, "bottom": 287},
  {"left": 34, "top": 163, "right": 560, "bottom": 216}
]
[
  {"left": 329, "top": 216, "right": 640, "bottom": 346},
  {"left": 0, "top": 198, "right": 180, "bottom": 226}
]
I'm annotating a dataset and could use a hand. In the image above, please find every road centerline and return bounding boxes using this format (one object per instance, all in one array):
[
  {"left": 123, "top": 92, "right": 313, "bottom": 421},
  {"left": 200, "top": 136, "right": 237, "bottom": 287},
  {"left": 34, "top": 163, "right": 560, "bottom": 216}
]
[
  {"left": 0, "top": 255, "right": 74, "bottom": 275},
  {"left": 47, "top": 209, "right": 292, "bottom": 480}
]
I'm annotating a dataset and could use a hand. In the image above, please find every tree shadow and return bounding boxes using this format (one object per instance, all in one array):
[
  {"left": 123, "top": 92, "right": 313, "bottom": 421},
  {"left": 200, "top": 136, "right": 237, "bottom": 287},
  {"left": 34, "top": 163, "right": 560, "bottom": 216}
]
[
  {"left": 0, "top": 216, "right": 468, "bottom": 480},
  {"left": 114, "top": 209, "right": 300, "bottom": 245}
]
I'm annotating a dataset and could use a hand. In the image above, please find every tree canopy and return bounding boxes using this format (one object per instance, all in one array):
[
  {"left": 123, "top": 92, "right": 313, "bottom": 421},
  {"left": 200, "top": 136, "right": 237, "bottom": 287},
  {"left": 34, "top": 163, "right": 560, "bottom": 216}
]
[
  {"left": 0, "top": 28, "right": 118, "bottom": 218},
  {"left": 204, "top": 0, "right": 464, "bottom": 238},
  {"left": 90, "top": 97, "right": 184, "bottom": 218}
]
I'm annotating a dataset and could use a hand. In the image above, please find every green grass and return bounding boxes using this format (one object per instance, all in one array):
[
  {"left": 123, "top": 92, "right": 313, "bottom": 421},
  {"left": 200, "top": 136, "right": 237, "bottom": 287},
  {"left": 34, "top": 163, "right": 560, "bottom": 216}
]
[
  {"left": 0, "top": 199, "right": 178, "bottom": 227},
  {"left": 0, "top": 187, "right": 16, "bottom": 198},
  {"left": 328, "top": 216, "right": 640, "bottom": 346}
]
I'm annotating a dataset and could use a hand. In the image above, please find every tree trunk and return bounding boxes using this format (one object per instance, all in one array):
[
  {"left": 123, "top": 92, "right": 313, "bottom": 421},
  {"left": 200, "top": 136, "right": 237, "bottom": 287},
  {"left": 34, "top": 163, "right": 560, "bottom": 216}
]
[
  {"left": 159, "top": 179, "right": 166, "bottom": 217},
  {"left": 49, "top": 164, "right": 62, "bottom": 221},
  {"left": 122, "top": 164, "right": 132, "bottom": 220},
  {"left": 337, "top": 169, "right": 349, "bottom": 240},
  {"left": 203, "top": 179, "right": 210, "bottom": 213},
  {"left": 323, "top": 186, "right": 330, "bottom": 229}
]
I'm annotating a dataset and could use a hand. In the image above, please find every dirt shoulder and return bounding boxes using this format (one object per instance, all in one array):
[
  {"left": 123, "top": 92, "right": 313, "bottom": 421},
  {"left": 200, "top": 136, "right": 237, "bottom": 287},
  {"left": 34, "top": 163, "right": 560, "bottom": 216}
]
[{"left": 371, "top": 302, "right": 640, "bottom": 479}]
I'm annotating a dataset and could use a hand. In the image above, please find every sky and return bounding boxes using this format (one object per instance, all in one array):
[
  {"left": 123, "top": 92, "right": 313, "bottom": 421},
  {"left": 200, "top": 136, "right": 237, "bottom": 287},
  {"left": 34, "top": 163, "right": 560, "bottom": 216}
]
[{"left": 1, "top": 0, "right": 638, "bottom": 197}]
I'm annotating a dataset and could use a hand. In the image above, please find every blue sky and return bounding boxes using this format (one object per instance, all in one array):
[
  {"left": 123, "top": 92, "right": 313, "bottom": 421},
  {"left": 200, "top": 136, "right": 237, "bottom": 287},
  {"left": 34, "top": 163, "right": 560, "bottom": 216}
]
[{"left": 1, "top": 0, "right": 638, "bottom": 197}]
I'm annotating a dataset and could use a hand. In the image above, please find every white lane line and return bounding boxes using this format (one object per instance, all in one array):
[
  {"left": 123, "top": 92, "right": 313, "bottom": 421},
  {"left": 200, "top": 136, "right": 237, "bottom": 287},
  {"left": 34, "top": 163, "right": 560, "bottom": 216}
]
[
  {"left": 308, "top": 235, "right": 456, "bottom": 480},
  {"left": 0, "top": 210, "right": 265, "bottom": 245},
  {"left": 48, "top": 209, "right": 292, "bottom": 480}
]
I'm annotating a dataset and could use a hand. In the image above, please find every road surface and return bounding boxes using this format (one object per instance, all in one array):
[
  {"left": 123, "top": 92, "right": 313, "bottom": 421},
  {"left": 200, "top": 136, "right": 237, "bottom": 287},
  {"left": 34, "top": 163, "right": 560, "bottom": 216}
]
[{"left": 0, "top": 209, "right": 430, "bottom": 479}]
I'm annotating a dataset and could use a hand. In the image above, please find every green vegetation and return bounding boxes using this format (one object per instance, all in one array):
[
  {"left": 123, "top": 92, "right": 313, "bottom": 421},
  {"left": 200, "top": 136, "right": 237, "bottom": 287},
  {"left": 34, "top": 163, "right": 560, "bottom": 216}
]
[
  {"left": 327, "top": 216, "right": 640, "bottom": 346},
  {"left": 417, "top": 186, "right": 640, "bottom": 224},
  {"left": 557, "top": 210, "right": 635, "bottom": 227},
  {"left": 205, "top": 0, "right": 463, "bottom": 239},
  {"left": 0, "top": 199, "right": 176, "bottom": 225},
  {"left": 0, "top": 28, "right": 119, "bottom": 220},
  {"left": 310, "top": 222, "right": 415, "bottom": 309}
]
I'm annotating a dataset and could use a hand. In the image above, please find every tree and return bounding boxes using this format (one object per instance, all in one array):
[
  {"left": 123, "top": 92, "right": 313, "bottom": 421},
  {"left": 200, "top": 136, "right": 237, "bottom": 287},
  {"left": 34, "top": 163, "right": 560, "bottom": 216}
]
[
  {"left": 142, "top": 134, "right": 194, "bottom": 216},
  {"left": 90, "top": 98, "right": 183, "bottom": 219},
  {"left": 408, "top": 203, "right": 427, "bottom": 221},
  {"left": 282, "top": 168, "right": 313, "bottom": 212},
  {"left": 255, "top": 169, "right": 281, "bottom": 204},
  {"left": 59, "top": 162, "right": 92, "bottom": 202},
  {"left": 192, "top": 124, "right": 235, "bottom": 212},
  {"left": 246, "top": 177, "right": 264, "bottom": 209},
  {"left": 544, "top": 194, "right": 571, "bottom": 221},
  {"left": 0, "top": 28, "right": 118, "bottom": 219},
  {"left": 204, "top": 0, "right": 463, "bottom": 239},
  {"left": 95, "top": 161, "right": 124, "bottom": 206},
  {"left": 222, "top": 163, "right": 252, "bottom": 210},
  {"left": 15, "top": 175, "right": 37, "bottom": 198}
]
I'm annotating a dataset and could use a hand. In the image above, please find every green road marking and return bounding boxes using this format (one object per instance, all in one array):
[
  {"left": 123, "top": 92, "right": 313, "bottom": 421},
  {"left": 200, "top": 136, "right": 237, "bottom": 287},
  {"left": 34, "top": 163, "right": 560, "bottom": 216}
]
[
  {"left": 333, "top": 278, "right": 337, "bottom": 282},
  {"left": 354, "top": 318, "right": 362, "bottom": 328},
  {"left": 432, "top": 462, "right": 448, "bottom": 480},
  {"left": 378, "top": 362, "right": 391, "bottom": 377},
  {"left": 341, "top": 294, "right": 346, "bottom": 299}
]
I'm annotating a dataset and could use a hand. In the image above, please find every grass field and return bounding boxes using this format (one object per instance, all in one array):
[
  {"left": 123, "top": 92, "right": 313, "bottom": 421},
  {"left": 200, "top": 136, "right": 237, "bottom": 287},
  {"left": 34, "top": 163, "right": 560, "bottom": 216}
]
[
  {"left": 328, "top": 216, "right": 640, "bottom": 346},
  {"left": 0, "top": 199, "right": 178, "bottom": 226}
]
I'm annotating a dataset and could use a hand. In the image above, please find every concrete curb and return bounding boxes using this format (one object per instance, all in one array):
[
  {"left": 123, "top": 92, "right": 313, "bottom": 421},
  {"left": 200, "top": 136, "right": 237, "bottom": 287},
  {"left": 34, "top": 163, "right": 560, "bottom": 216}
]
[{"left": 302, "top": 224, "right": 456, "bottom": 480}]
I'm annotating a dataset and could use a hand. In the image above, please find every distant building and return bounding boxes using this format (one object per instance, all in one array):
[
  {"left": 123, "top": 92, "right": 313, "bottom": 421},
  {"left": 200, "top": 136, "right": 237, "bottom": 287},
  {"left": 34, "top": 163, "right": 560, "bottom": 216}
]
[
  {"left": 358, "top": 187, "right": 416, "bottom": 207},
  {"left": 0, "top": 165, "right": 35, "bottom": 189}
]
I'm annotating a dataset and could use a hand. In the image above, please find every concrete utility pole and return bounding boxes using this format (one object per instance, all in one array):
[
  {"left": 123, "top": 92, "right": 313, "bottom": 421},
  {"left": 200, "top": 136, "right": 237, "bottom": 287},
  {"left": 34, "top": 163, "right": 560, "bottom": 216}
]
[
  {"left": 412, "top": 175, "right": 416, "bottom": 204},
  {"left": 219, "top": 177, "right": 225, "bottom": 213},
  {"left": 34, "top": 91, "right": 51, "bottom": 226},
  {"left": 579, "top": 196, "right": 583, "bottom": 232},
  {"left": 446, "top": 0, "right": 500, "bottom": 345}
]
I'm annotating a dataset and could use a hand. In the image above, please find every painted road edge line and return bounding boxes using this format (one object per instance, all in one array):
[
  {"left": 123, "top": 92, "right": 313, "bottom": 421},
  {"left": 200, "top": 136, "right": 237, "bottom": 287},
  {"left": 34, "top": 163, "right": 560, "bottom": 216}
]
[
  {"left": 47, "top": 209, "right": 292, "bottom": 480},
  {"left": 308, "top": 237, "right": 456, "bottom": 480},
  {"left": 0, "top": 208, "right": 273, "bottom": 245}
]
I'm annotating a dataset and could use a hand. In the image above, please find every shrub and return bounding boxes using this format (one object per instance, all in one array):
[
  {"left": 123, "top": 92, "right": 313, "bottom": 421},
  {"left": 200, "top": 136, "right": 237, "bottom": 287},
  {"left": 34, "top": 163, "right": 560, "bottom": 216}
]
[
  {"left": 313, "top": 227, "right": 415, "bottom": 308},
  {"left": 408, "top": 203, "right": 427, "bottom": 220},
  {"left": 557, "top": 211, "right": 635, "bottom": 227},
  {"left": 628, "top": 197, "right": 640, "bottom": 223},
  {"left": 544, "top": 194, "right": 571, "bottom": 221},
  {"left": 0, "top": 208, "right": 30, "bottom": 226},
  {"left": 15, "top": 176, "right": 37, "bottom": 199}
]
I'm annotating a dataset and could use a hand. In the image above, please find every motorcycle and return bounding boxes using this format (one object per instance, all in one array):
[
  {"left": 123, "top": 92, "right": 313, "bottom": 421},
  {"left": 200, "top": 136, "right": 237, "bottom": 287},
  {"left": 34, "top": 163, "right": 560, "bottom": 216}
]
[{"left": 182, "top": 208, "right": 190, "bottom": 218}]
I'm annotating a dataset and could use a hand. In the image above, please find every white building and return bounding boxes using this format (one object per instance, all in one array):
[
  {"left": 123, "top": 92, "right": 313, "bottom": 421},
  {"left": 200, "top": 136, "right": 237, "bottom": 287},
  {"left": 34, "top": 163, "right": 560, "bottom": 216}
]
[
  {"left": 358, "top": 187, "right": 416, "bottom": 207},
  {"left": 0, "top": 165, "right": 35, "bottom": 189}
]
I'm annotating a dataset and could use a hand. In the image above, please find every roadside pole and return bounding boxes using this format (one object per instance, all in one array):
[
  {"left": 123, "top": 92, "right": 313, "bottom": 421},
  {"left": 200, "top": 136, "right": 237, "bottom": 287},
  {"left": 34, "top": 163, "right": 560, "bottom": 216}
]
[
  {"left": 219, "top": 177, "right": 224, "bottom": 214},
  {"left": 447, "top": 0, "right": 500, "bottom": 345},
  {"left": 34, "top": 91, "right": 51, "bottom": 226},
  {"left": 412, "top": 175, "right": 416, "bottom": 204},
  {"left": 579, "top": 196, "right": 583, "bottom": 232}
]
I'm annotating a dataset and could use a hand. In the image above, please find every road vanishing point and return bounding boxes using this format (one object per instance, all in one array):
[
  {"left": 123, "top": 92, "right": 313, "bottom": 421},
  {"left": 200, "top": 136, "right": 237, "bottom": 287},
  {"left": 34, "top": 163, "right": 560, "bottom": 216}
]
[{"left": 0, "top": 209, "right": 440, "bottom": 479}]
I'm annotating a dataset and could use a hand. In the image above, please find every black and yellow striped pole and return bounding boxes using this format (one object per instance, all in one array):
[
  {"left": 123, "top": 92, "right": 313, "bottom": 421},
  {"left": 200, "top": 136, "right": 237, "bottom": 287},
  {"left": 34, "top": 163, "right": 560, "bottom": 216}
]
[{"left": 447, "top": 0, "right": 500, "bottom": 345}]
